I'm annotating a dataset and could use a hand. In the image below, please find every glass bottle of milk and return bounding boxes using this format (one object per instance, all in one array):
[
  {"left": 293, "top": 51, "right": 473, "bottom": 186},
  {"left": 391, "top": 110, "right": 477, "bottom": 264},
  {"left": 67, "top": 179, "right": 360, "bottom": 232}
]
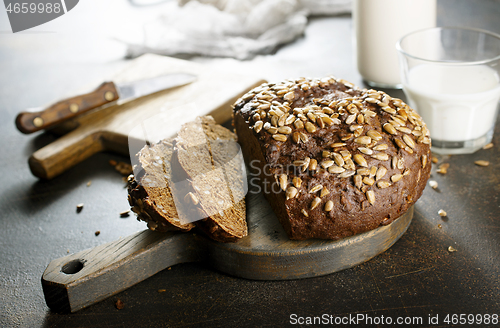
[{"left": 353, "top": 0, "right": 436, "bottom": 88}]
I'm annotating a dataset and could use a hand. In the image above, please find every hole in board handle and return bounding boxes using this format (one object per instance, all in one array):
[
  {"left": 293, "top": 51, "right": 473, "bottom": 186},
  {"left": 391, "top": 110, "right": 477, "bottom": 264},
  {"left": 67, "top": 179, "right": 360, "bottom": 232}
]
[{"left": 61, "top": 259, "right": 84, "bottom": 274}]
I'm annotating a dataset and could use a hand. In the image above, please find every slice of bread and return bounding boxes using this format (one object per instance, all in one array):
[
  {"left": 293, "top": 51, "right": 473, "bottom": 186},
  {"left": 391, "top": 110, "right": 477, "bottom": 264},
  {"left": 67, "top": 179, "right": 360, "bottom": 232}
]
[
  {"left": 127, "top": 139, "right": 195, "bottom": 232},
  {"left": 127, "top": 116, "right": 247, "bottom": 242},
  {"left": 173, "top": 116, "right": 247, "bottom": 242}
]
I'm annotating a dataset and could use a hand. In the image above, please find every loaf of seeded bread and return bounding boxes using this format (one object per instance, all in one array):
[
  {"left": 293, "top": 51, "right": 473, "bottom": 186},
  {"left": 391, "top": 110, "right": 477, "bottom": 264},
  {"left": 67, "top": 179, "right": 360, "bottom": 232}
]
[
  {"left": 128, "top": 116, "right": 247, "bottom": 242},
  {"left": 232, "top": 77, "right": 431, "bottom": 240}
]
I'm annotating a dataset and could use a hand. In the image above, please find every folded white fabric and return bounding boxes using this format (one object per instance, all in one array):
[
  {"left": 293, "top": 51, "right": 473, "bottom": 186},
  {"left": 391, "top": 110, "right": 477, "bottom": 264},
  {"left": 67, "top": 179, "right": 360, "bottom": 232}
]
[{"left": 126, "top": 0, "right": 351, "bottom": 59}]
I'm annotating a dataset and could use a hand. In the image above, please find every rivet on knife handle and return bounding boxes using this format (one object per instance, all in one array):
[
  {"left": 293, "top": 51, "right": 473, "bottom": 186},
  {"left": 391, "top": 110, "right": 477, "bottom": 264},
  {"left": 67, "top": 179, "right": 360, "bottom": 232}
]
[{"left": 15, "top": 82, "right": 119, "bottom": 134}]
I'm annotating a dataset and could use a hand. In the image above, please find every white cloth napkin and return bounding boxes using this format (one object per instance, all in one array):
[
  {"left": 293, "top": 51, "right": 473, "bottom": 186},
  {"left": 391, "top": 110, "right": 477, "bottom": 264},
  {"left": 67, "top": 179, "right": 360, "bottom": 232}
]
[{"left": 125, "top": 0, "right": 352, "bottom": 60}]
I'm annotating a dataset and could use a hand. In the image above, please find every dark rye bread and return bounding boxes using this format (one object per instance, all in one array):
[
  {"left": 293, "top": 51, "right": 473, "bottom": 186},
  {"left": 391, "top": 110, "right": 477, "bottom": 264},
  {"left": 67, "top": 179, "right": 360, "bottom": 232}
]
[
  {"left": 127, "top": 139, "right": 195, "bottom": 232},
  {"left": 173, "top": 116, "right": 247, "bottom": 242},
  {"left": 127, "top": 116, "right": 247, "bottom": 242},
  {"left": 233, "top": 77, "right": 431, "bottom": 240}
]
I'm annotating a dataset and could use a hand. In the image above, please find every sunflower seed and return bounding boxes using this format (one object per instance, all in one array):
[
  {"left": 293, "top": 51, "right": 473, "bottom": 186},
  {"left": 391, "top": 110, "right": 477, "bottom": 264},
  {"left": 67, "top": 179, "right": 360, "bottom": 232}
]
[
  {"left": 263, "top": 122, "right": 271, "bottom": 130},
  {"left": 369, "top": 166, "right": 378, "bottom": 177},
  {"left": 375, "top": 166, "right": 387, "bottom": 180},
  {"left": 286, "top": 186, "right": 298, "bottom": 200},
  {"left": 344, "top": 158, "right": 356, "bottom": 170},
  {"left": 331, "top": 143, "right": 346, "bottom": 148},
  {"left": 307, "top": 112, "right": 316, "bottom": 122},
  {"left": 394, "top": 138, "right": 406, "bottom": 149},
  {"left": 279, "top": 174, "right": 288, "bottom": 191},
  {"left": 358, "top": 147, "right": 373, "bottom": 155},
  {"left": 382, "top": 106, "right": 397, "bottom": 115},
  {"left": 354, "top": 136, "right": 372, "bottom": 145},
  {"left": 341, "top": 133, "right": 354, "bottom": 141},
  {"left": 333, "top": 152, "right": 345, "bottom": 167},
  {"left": 366, "top": 130, "right": 383, "bottom": 141},
  {"left": 377, "top": 181, "right": 391, "bottom": 189},
  {"left": 357, "top": 168, "right": 370, "bottom": 175},
  {"left": 301, "top": 209, "right": 309, "bottom": 217},
  {"left": 290, "top": 177, "right": 301, "bottom": 189},
  {"left": 322, "top": 116, "right": 336, "bottom": 126},
  {"left": 324, "top": 200, "right": 334, "bottom": 212},
  {"left": 322, "top": 150, "right": 331, "bottom": 158},
  {"left": 474, "top": 160, "right": 489, "bottom": 167},
  {"left": 294, "top": 119, "right": 304, "bottom": 130},
  {"left": 371, "top": 153, "right": 389, "bottom": 161},
  {"left": 328, "top": 165, "right": 345, "bottom": 174},
  {"left": 421, "top": 155, "right": 427, "bottom": 169},
  {"left": 391, "top": 174, "right": 403, "bottom": 182},
  {"left": 353, "top": 154, "right": 368, "bottom": 167},
  {"left": 311, "top": 197, "right": 322, "bottom": 210},
  {"left": 392, "top": 156, "right": 398, "bottom": 169},
  {"left": 395, "top": 126, "right": 412, "bottom": 134},
  {"left": 392, "top": 116, "right": 407, "bottom": 127},
  {"left": 339, "top": 170, "right": 355, "bottom": 178},
  {"left": 366, "top": 190, "right": 375, "bottom": 204},
  {"left": 273, "top": 134, "right": 287, "bottom": 142},
  {"left": 339, "top": 150, "right": 351, "bottom": 160},
  {"left": 346, "top": 114, "right": 357, "bottom": 124},
  {"left": 284, "top": 91, "right": 295, "bottom": 101},
  {"left": 365, "top": 97, "right": 378, "bottom": 103},
  {"left": 292, "top": 132, "right": 300, "bottom": 143},
  {"left": 403, "top": 135, "right": 416, "bottom": 149},
  {"left": 300, "top": 132, "right": 309, "bottom": 143},
  {"left": 253, "top": 121, "right": 263, "bottom": 133},
  {"left": 363, "top": 177, "right": 375, "bottom": 186},
  {"left": 309, "top": 184, "right": 323, "bottom": 193},
  {"left": 384, "top": 123, "right": 397, "bottom": 135},
  {"left": 373, "top": 144, "right": 388, "bottom": 151},
  {"left": 305, "top": 122, "right": 317, "bottom": 133},
  {"left": 483, "top": 142, "right": 494, "bottom": 150},
  {"left": 353, "top": 174, "right": 363, "bottom": 189},
  {"left": 438, "top": 209, "right": 447, "bottom": 217},
  {"left": 321, "top": 160, "right": 335, "bottom": 169},
  {"left": 268, "top": 127, "right": 278, "bottom": 134},
  {"left": 278, "top": 126, "right": 292, "bottom": 134},
  {"left": 316, "top": 117, "right": 325, "bottom": 129}
]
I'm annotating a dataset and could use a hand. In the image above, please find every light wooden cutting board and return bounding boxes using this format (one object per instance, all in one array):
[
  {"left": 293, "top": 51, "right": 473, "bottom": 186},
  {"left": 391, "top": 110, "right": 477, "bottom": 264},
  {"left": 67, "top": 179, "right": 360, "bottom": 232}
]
[{"left": 28, "top": 54, "right": 266, "bottom": 179}]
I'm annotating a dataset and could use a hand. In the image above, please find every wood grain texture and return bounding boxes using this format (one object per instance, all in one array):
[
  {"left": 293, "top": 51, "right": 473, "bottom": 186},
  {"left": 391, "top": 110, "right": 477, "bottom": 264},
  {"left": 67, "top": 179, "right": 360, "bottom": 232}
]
[
  {"left": 42, "top": 186, "right": 413, "bottom": 313},
  {"left": 16, "top": 82, "right": 118, "bottom": 134},
  {"left": 29, "top": 54, "right": 265, "bottom": 179}
]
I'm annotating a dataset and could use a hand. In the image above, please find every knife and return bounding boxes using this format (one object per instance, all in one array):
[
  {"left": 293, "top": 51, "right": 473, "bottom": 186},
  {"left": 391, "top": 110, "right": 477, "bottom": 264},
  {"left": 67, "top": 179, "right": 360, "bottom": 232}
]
[{"left": 15, "top": 73, "right": 197, "bottom": 134}]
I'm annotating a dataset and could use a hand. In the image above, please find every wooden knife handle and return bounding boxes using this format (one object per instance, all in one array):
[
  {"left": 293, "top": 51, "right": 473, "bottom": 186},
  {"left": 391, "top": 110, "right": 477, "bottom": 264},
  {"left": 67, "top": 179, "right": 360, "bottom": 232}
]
[
  {"left": 15, "top": 82, "right": 119, "bottom": 134},
  {"left": 41, "top": 229, "right": 205, "bottom": 313}
]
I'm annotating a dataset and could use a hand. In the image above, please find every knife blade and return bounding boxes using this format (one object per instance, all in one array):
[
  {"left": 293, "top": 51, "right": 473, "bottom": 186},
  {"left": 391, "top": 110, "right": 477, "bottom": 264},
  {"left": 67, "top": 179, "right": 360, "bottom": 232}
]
[{"left": 15, "top": 73, "right": 197, "bottom": 134}]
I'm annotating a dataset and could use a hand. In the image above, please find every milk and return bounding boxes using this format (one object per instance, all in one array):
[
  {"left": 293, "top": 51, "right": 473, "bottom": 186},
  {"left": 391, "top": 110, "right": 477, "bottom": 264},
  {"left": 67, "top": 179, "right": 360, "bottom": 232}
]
[
  {"left": 353, "top": 0, "right": 436, "bottom": 88},
  {"left": 403, "top": 64, "right": 500, "bottom": 142}
]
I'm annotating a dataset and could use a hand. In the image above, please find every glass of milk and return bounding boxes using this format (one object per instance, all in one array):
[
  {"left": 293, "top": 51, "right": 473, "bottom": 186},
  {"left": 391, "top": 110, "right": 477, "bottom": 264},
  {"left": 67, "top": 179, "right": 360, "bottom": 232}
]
[
  {"left": 397, "top": 27, "right": 500, "bottom": 154},
  {"left": 353, "top": 0, "right": 436, "bottom": 88}
]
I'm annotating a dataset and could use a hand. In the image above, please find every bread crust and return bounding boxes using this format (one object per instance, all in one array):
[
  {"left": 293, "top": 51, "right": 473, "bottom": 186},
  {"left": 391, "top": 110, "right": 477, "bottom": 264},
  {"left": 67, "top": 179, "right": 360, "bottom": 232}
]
[{"left": 233, "top": 77, "right": 431, "bottom": 240}]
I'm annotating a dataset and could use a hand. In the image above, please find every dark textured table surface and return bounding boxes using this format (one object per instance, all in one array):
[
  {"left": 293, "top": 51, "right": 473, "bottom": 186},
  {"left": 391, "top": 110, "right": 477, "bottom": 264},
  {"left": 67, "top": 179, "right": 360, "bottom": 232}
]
[{"left": 1, "top": 0, "right": 499, "bottom": 327}]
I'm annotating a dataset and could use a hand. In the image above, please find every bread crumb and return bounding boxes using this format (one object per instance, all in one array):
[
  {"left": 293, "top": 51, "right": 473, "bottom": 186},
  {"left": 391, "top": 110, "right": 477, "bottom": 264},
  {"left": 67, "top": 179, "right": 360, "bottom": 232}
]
[
  {"left": 95, "top": 231, "right": 101, "bottom": 236},
  {"left": 448, "top": 246, "right": 457, "bottom": 252},
  {"left": 431, "top": 156, "right": 438, "bottom": 163},
  {"left": 429, "top": 180, "right": 438, "bottom": 189},
  {"left": 109, "top": 160, "right": 117, "bottom": 166},
  {"left": 115, "top": 299, "right": 124, "bottom": 310},
  {"left": 86, "top": 181, "right": 92, "bottom": 187},
  {"left": 76, "top": 203, "right": 84, "bottom": 212},
  {"left": 438, "top": 209, "right": 447, "bottom": 217},
  {"left": 158, "top": 289, "right": 166, "bottom": 293},
  {"left": 120, "top": 210, "right": 130, "bottom": 218}
]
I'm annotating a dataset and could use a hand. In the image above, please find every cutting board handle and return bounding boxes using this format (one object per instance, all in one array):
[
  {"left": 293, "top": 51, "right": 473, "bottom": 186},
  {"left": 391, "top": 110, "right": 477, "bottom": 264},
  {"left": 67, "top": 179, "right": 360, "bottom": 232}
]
[
  {"left": 29, "top": 131, "right": 105, "bottom": 179},
  {"left": 42, "top": 229, "right": 204, "bottom": 313}
]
